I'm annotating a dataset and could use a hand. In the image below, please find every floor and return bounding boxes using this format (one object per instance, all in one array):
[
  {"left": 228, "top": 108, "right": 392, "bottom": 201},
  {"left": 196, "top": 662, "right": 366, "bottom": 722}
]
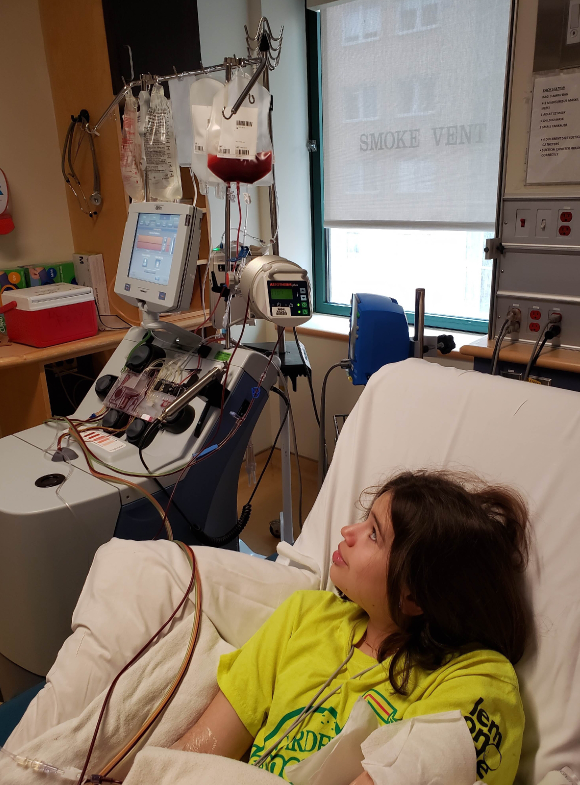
[{"left": 236, "top": 449, "right": 319, "bottom": 556}]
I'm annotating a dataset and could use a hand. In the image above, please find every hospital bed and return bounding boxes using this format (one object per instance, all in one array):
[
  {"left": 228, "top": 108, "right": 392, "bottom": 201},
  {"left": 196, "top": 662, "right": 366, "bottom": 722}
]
[{"left": 1, "top": 358, "right": 579, "bottom": 784}]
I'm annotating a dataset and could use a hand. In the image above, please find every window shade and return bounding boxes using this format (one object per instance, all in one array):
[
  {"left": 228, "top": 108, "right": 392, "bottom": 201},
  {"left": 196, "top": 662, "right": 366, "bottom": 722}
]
[{"left": 321, "top": 0, "right": 511, "bottom": 229}]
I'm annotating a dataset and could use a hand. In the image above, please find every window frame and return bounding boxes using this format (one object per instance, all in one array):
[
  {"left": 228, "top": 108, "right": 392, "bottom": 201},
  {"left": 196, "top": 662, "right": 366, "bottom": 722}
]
[{"left": 306, "top": 5, "right": 511, "bottom": 335}]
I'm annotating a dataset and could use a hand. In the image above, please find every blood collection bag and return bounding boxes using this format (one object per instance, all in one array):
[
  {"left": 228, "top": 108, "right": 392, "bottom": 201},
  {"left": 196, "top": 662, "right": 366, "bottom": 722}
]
[
  {"left": 207, "top": 72, "right": 273, "bottom": 185},
  {"left": 120, "top": 93, "right": 144, "bottom": 201},
  {"left": 189, "top": 77, "right": 224, "bottom": 195},
  {"left": 144, "top": 84, "right": 182, "bottom": 202}
]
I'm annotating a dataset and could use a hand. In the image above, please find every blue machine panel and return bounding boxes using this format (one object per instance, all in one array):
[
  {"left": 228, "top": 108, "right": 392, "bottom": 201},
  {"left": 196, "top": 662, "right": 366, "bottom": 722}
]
[{"left": 348, "top": 293, "right": 410, "bottom": 385}]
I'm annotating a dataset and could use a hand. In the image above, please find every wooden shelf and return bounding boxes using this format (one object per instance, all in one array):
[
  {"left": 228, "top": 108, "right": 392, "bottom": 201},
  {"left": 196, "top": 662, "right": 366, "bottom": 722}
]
[
  {"left": 460, "top": 336, "right": 580, "bottom": 374},
  {"left": 0, "top": 311, "right": 206, "bottom": 371}
]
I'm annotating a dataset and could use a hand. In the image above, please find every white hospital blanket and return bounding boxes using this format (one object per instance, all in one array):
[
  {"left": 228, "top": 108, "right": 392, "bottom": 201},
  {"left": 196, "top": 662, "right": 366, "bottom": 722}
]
[{"left": 8, "top": 539, "right": 320, "bottom": 751}]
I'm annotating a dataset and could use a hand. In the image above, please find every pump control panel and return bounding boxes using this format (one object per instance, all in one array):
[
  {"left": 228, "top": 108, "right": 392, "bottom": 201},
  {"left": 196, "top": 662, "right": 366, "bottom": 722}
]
[{"left": 267, "top": 281, "right": 311, "bottom": 319}]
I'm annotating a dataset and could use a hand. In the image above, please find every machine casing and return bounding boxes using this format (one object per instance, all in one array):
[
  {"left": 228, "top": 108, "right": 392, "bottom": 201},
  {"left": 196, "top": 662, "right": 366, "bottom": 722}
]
[
  {"left": 348, "top": 294, "right": 410, "bottom": 385},
  {"left": 0, "top": 329, "right": 277, "bottom": 684},
  {"left": 114, "top": 203, "right": 202, "bottom": 313}
]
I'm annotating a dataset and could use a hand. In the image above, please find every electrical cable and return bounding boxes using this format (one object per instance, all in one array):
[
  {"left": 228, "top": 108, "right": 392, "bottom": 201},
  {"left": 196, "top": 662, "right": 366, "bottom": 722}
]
[
  {"left": 274, "top": 372, "right": 304, "bottom": 531},
  {"left": 522, "top": 323, "right": 561, "bottom": 382},
  {"left": 490, "top": 317, "right": 512, "bottom": 376},
  {"left": 247, "top": 388, "right": 290, "bottom": 507},
  {"left": 318, "top": 360, "right": 350, "bottom": 489},
  {"left": 95, "top": 299, "right": 133, "bottom": 330},
  {"left": 77, "top": 541, "right": 199, "bottom": 785},
  {"left": 293, "top": 327, "right": 320, "bottom": 427},
  {"left": 288, "top": 399, "right": 303, "bottom": 531},
  {"left": 138, "top": 449, "right": 221, "bottom": 546}
]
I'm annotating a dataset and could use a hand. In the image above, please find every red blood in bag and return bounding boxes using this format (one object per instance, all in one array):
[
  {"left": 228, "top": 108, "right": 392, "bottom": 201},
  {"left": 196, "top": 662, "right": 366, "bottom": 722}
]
[{"left": 207, "top": 151, "right": 272, "bottom": 185}]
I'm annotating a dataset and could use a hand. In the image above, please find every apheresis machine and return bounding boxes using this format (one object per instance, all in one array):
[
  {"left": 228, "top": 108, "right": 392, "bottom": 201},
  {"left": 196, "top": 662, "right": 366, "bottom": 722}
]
[{"left": 0, "top": 200, "right": 312, "bottom": 687}]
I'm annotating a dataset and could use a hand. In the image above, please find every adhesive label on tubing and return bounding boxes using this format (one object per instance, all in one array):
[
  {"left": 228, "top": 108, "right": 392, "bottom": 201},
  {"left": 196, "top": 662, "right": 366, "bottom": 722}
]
[
  {"left": 82, "top": 430, "right": 126, "bottom": 452},
  {"left": 214, "top": 351, "right": 232, "bottom": 361}
]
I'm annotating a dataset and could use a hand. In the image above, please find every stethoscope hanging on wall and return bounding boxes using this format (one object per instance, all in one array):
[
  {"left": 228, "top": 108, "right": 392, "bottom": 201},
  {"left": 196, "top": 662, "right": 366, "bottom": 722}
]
[{"left": 61, "top": 109, "right": 102, "bottom": 218}]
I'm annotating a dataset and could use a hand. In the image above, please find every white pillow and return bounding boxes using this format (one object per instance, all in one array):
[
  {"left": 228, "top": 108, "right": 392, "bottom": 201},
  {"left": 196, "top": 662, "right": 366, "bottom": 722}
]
[{"left": 8, "top": 538, "right": 319, "bottom": 749}]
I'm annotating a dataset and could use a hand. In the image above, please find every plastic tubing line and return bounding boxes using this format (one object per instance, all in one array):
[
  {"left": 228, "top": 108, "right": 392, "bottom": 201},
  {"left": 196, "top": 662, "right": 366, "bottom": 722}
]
[
  {"left": 97, "top": 543, "right": 201, "bottom": 779},
  {"left": 76, "top": 542, "right": 199, "bottom": 784}
]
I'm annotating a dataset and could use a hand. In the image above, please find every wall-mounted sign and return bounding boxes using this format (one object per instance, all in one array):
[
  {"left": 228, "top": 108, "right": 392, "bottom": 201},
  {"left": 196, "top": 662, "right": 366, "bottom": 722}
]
[{"left": 527, "top": 72, "right": 580, "bottom": 184}]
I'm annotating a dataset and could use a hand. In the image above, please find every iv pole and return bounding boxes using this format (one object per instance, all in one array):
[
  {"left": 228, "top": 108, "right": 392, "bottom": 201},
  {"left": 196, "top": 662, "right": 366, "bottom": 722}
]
[{"left": 86, "top": 19, "right": 297, "bottom": 544}]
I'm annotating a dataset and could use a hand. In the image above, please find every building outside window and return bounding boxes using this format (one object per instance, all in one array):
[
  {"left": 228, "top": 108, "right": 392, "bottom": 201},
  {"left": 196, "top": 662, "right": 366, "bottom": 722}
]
[
  {"left": 397, "top": 0, "right": 440, "bottom": 34},
  {"left": 344, "top": 83, "right": 379, "bottom": 122},
  {"left": 342, "top": 3, "right": 382, "bottom": 44},
  {"left": 312, "top": 0, "right": 512, "bottom": 332}
]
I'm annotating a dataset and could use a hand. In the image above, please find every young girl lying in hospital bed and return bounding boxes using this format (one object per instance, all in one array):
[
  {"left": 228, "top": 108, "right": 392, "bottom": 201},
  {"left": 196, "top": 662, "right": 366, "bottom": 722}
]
[{"left": 173, "top": 470, "right": 529, "bottom": 785}]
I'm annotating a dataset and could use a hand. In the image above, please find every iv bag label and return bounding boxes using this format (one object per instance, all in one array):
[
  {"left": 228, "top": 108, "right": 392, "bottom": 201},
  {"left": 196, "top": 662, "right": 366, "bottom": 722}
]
[
  {"left": 218, "top": 107, "right": 258, "bottom": 159},
  {"left": 191, "top": 105, "right": 212, "bottom": 154},
  {"left": 82, "top": 430, "right": 126, "bottom": 452}
]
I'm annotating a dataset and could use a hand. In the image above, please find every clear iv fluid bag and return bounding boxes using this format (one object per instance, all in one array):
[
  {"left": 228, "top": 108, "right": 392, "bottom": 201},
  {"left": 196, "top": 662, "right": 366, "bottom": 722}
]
[
  {"left": 120, "top": 93, "right": 144, "bottom": 201},
  {"left": 144, "top": 84, "right": 182, "bottom": 202}
]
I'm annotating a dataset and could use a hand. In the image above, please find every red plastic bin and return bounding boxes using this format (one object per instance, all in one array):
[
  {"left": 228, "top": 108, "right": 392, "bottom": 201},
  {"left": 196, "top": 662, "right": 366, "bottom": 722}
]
[{"left": 0, "top": 294, "right": 98, "bottom": 348}]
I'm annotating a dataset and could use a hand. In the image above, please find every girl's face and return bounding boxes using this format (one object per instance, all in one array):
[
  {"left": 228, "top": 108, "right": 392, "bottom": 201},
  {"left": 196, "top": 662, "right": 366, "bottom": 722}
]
[{"left": 330, "top": 491, "right": 395, "bottom": 620}]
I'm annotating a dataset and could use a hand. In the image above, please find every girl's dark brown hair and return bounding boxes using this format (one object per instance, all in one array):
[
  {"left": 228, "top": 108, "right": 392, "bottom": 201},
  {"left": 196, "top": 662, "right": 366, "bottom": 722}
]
[{"left": 360, "top": 470, "right": 530, "bottom": 694}]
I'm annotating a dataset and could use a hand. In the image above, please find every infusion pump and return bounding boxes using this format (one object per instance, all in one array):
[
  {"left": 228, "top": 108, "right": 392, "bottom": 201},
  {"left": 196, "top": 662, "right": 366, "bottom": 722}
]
[{"left": 239, "top": 255, "right": 312, "bottom": 327}]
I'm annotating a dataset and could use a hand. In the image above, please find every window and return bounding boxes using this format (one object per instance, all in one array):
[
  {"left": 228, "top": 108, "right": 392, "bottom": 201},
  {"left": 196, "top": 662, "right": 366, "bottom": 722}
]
[
  {"left": 345, "top": 160, "right": 380, "bottom": 194},
  {"left": 310, "top": 0, "right": 512, "bottom": 330},
  {"left": 344, "top": 84, "right": 379, "bottom": 121},
  {"left": 397, "top": 0, "right": 440, "bottom": 34},
  {"left": 396, "top": 159, "right": 435, "bottom": 193},
  {"left": 343, "top": 4, "right": 382, "bottom": 44},
  {"left": 397, "top": 76, "right": 436, "bottom": 116}
]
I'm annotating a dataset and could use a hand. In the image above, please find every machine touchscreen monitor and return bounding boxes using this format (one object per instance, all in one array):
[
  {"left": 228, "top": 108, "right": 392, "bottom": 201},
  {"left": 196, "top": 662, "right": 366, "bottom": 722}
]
[
  {"left": 115, "top": 202, "right": 201, "bottom": 313},
  {"left": 127, "top": 212, "right": 180, "bottom": 287}
]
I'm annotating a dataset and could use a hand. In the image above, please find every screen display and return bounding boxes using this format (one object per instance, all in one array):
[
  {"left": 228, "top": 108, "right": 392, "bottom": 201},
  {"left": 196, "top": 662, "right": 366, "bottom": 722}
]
[
  {"left": 127, "top": 212, "right": 180, "bottom": 286},
  {"left": 267, "top": 281, "right": 310, "bottom": 317},
  {"left": 269, "top": 287, "right": 293, "bottom": 300}
]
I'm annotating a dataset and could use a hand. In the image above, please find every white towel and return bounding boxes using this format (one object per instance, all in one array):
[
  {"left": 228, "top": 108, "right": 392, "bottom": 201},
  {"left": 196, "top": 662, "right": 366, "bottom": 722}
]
[{"left": 361, "top": 710, "right": 477, "bottom": 785}]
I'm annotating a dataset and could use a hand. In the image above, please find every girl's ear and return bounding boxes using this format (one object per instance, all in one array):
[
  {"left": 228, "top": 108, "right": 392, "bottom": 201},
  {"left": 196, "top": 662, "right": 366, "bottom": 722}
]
[{"left": 401, "top": 588, "right": 423, "bottom": 617}]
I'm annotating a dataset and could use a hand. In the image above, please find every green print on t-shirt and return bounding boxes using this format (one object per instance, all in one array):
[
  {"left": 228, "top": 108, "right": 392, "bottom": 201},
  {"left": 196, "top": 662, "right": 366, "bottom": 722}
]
[
  {"left": 249, "top": 705, "right": 342, "bottom": 777},
  {"left": 250, "top": 689, "right": 401, "bottom": 778}
]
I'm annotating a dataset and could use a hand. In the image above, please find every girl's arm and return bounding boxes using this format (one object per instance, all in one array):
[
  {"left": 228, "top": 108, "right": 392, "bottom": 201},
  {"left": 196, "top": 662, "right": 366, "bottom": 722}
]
[
  {"left": 171, "top": 689, "right": 254, "bottom": 759},
  {"left": 349, "top": 774, "right": 373, "bottom": 785}
]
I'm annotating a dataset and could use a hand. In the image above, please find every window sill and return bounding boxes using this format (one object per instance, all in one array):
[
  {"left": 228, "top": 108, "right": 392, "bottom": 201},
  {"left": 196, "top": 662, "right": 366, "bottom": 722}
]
[{"left": 294, "top": 313, "right": 480, "bottom": 359}]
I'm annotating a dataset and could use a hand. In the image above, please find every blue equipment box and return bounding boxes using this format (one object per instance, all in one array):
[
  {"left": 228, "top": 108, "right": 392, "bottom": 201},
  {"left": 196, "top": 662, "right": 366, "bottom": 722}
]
[{"left": 348, "top": 293, "right": 410, "bottom": 385}]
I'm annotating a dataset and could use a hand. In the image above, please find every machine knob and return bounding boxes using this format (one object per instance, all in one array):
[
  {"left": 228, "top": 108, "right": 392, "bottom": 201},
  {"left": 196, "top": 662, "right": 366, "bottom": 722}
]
[
  {"left": 126, "top": 343, "right": 165, "bottom": 373},
  {"left": 162, "top": 405, "right": 196, "bottom": 434},
  {"left": 437, "top": 334, "right": 456, "bottom": 355},
  {"left": 102, "top": 408, "right": 129, "bottom": 432},
  {"left": 126, "top": 418, "right": 148, "bottom": 445},
  {"left": 95, "top": 374, "right": 118, "bottom": 399}
]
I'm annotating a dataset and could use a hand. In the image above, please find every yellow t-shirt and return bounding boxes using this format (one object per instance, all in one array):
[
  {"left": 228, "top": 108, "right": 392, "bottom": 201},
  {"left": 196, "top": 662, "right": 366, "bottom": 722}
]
[{"left": 218, "top": 590, "right": 524, "bottom": 785}]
